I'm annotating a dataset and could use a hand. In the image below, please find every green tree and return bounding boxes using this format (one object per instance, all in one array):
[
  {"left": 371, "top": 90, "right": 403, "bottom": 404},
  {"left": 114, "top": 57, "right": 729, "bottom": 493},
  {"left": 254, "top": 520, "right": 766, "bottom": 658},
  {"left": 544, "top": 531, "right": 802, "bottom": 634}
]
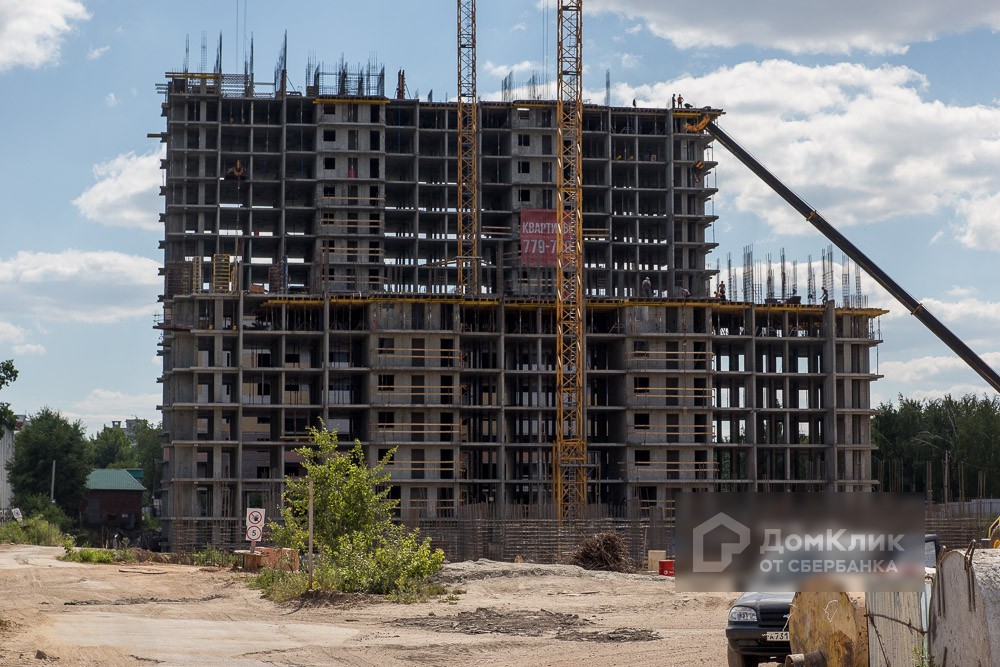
[
  {"left": 272, "top": 427, "right": 397, "bottom": 550},
  {"left": 90, "top": 426, "right": 136, "bottom": 469},
  {"left": 7, "top": 408, "right": 92, "bottom": 521},
  {"left": 873, "top": 393, "right": 1000, "bottom": 499},
  {"left": 13, "top": 493, "right": 72, "bottom": 532},
  {"left": 270, "top": 426, "right": 444, "bottom": 595},
  {"left": 0, "top": 359, "right": 17, "bottom": 436},
  {"left": 130, "top": 419, "right": 163, "bottom": 495}
]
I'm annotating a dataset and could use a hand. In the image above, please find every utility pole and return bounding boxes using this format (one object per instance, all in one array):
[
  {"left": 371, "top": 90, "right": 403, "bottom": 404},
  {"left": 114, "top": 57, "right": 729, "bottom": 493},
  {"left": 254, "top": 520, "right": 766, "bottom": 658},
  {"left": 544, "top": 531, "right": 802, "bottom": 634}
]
[
  {"left": 50, "top": 459, "right": 56, "bottom": 503},
  {"left": 943, "top": 450, "right": 950, "bottom": 504},
  {"left": 926, "top": 460, "right": 933, "bottom": 504},
  {"left": 307, "top": 478, "right": 314, "bottom": 590}
]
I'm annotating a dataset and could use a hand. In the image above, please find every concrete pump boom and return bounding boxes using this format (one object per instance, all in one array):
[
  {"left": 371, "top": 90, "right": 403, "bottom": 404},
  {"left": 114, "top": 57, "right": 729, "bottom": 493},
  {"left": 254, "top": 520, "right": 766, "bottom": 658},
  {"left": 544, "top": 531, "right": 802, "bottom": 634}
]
[{"left": 703, "top": 119, "right": 1000, "bottom": 394}]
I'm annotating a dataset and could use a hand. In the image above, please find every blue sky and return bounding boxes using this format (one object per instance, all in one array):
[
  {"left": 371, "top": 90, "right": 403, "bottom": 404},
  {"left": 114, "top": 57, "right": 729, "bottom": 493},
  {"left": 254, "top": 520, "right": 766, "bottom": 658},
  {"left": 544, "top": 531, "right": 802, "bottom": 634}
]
[{"left": 3, "top": 1, "right": 1000, "bottom": 433}]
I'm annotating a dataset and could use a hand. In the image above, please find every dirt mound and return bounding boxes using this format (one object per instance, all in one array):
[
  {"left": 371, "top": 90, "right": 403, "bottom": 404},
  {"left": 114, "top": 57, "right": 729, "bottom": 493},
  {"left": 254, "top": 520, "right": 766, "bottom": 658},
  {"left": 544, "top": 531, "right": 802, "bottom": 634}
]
[
  {"left": 404, "top": 608, "right": 662, "bottom": 643},
  {"left": 404, "top": 607, "right": 589, "bottom": 637},
  {"left": 436, "top": 559, "right": 588, "bottom": 583},
  {"left": 437, "top": 558, "right": 670, "bottom": 586},
  {"left": 64, "top": 594, "right": 223, "bottom": 606},
  {"left": 282, "top": 589, "right": 384, "bottom": 609},
  {"left": 557, "top": 627, "right": 661, "bottom": 642}
]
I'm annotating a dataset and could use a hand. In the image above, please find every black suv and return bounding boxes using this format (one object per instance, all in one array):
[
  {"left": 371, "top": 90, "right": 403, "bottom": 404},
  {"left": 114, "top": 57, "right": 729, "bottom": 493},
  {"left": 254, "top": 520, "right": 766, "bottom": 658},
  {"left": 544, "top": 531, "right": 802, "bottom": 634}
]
[{"left": 725, "top": 591, "right": 793, "bottom": 667}]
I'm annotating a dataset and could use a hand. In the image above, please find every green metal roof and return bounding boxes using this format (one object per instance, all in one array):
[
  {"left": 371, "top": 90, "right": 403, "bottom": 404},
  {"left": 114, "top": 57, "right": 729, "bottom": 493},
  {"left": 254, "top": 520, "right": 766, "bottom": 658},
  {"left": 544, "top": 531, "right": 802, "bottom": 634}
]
[{"left": 86, "top": 468, "right": 147, "bottom": 492}]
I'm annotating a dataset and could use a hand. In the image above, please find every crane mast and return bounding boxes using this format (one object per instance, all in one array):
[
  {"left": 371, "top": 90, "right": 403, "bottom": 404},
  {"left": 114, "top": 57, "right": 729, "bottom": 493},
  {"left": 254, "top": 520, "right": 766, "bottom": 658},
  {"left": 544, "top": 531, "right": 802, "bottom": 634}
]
[
  {"left": 456, "top": 0, "right": 480, "bottom": 295},
  {"left": 555, "top": 1, "right": 586, "bottom": 520}
]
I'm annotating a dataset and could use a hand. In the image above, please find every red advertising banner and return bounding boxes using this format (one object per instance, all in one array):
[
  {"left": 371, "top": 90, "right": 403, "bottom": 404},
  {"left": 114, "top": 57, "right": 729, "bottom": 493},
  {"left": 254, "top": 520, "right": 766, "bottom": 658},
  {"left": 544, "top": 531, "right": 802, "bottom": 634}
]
[{"left": 519, "top": 209, "right": 558, "bottom": 267}]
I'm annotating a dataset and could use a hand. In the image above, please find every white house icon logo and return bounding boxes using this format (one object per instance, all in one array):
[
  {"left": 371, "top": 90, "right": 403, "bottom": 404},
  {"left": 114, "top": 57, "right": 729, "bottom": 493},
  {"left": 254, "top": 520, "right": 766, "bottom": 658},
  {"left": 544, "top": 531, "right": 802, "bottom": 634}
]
[{"left": 692, "top": 512, "right": 751, "bottom": 573}]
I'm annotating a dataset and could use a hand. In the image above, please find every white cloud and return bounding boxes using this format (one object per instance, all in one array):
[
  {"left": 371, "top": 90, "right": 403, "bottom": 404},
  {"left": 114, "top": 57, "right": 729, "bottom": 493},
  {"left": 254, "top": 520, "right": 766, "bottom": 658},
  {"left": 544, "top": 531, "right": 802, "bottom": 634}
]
[
  {"left": 0, "top": 250, "right": 159, "bottom": 324},
  {"left": 956, "top": 191, "right": 1000, "bottom": 251},
  {"left": 587, "top": 1, "right": 1000, "bottom": 54},
  {"left": 0, "top": 250, "right": 159, "bottom": 286},
  {"left": 908, "top": 384, "right": 993, "bottom": 402},
  {"left": 484, "top": 59, "right": 542, "bottom": 78},
  {"left": 0, "top": 321, "right": 45, "bottom": 356},
  {"left": 73, "top": 147, "right": 163, "bottom": 231},
  {"left": 0, "top": 0, "right": 89, "bottom": 72},
  {"left": 879, "top": 354, "right": 1000, "bottom": 384},
  {"left": 947, "top": 285, "right": 975, "bottom": 298},
  {"left": 617, "top": 60, "right": 1000, "bottom": 238},
  {"left": 86, "top": 44, "right": 109, "bottom": 60},
  {"left": 0, "top": 321, "right": 29, "bottom": 345},
  {"left": 511, "top": 22, "right": 526, "bottom": 32},
  {"left": 66, "top": 389, "right": 161, "bottom": 435},
  {"left": 626, "top": 23, "right": 642, "bottom": 35},
  {"left": 617, "top": 52, "right": 641, "bottom": 69},
  {"left": 919, "top": 297, "right": 1000, "bottom": 324},
  {"left": 105, "top": 92, "right": 119, "bottom": 107},
  {"left": 71, "top": 388, "right": 160, "bottom": 415}
]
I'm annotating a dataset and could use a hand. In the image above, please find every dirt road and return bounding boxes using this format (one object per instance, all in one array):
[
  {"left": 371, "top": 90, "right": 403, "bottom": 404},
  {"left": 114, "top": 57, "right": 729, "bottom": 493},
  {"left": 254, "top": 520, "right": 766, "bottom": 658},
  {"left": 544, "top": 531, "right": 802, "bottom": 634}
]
[{"left": 0, "top": 545, "right": 736, "bottom": 666}]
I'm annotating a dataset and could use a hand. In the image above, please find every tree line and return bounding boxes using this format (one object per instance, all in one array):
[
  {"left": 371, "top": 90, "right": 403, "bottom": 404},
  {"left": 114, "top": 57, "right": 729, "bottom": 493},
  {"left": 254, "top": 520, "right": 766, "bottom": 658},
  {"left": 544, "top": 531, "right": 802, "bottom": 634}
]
[
  {"left": 873, "top": 394, "right": 1000, "bottom": 501},
  {"left": 1, "top": 360, "right": 161, "bottom": 530},
  {"left": 5, "top": 408, "right": 163, "bottom": 529}
]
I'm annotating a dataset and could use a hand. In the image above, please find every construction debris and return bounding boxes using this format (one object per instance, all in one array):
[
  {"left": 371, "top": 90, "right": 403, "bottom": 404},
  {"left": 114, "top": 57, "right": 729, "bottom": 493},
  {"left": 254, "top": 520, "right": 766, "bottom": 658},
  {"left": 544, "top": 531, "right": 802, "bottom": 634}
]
[
  {"left": 570, "top": 533, "right": 633, "bottom": 573},
  {"left": 556, "top": 628, "right": 661, "bottom": 642},
  {"left": 403, "top": 607, "right": 589, "bottom": 637}
]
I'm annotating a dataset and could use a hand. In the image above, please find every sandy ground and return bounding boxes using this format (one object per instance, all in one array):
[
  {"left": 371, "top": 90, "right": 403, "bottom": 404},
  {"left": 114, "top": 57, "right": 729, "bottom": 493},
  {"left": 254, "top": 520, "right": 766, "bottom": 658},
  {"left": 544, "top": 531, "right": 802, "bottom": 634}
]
[{"left": 0, "top": 544, "right": 743, "bottom": 666}]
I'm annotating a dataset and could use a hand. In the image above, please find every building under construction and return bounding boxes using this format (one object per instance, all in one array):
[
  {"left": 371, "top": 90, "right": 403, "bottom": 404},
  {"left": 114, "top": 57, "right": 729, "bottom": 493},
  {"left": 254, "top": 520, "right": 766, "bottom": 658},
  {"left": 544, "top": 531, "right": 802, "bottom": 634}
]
[{"left": 154, "top": 44, "right": 884, "bottom": 551}]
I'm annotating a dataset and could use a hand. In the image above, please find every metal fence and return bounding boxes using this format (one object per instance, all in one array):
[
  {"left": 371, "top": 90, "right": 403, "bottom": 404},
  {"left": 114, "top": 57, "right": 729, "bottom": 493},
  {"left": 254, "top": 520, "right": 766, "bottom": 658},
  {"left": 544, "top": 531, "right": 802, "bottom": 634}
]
[{"left": 412, "top": 504, "right": 675, "bottom": 564}]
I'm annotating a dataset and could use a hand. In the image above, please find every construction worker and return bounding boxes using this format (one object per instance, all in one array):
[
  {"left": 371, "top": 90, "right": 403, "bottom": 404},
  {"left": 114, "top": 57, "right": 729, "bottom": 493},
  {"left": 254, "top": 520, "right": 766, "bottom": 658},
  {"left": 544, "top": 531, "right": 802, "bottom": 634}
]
[
  {"left": 225, "top": 159, "right": 245, "bottom": 180},
  {"left": 641, "top": 276, "right": 652, "bottom": 298}
]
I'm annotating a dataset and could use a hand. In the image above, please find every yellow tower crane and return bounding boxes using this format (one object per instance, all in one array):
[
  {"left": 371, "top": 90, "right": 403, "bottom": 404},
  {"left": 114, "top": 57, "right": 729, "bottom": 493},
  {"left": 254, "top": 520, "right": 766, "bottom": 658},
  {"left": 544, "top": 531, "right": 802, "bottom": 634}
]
[
  {"left": 554, "top": 1, "right": 587, "bottom": 520},
  {"left": 456, "top": 0, "right": 480, "bottom": 295}
]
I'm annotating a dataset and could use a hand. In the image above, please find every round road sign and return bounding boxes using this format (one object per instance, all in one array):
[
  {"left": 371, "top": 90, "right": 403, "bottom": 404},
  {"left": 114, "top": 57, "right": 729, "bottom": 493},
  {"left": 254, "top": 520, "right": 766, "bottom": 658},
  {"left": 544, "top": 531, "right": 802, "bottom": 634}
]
[
  {"left": 245, "top": 525, "right": 263, "bottom": 542},
  {"left": 246, "top": 509, "right": 264, "bottom": 526}
]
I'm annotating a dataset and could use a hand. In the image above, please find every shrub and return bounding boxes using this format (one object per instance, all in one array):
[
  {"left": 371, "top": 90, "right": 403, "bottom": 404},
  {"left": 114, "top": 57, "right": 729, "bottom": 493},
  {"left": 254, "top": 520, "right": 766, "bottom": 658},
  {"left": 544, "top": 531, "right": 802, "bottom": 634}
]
[
  {"left": 331, "top": 525, "right": 445, "bottom": 595},
  {"left": 61, "top": 537, "right": 135, "bottom": 565},
  {"left": 62, "top": 546, "right": 115, "bottom": 564},
  {"left": 192, "top": 546, "right": 235, "bottom": 568},
  {"left": 113, "top": 537, "right": 136, "bottom": 564},
  {"left": 0, "top": 517, "right": 67, "bottom": 546},
  {"left": 13, "top": 496, "right": 73, "bottom": 532},
  {"left": 247, "top": 567, "right": 309, "bottom": 603},
  {"left": 265, "top": 426, "right": 445, "bottom": 599}
]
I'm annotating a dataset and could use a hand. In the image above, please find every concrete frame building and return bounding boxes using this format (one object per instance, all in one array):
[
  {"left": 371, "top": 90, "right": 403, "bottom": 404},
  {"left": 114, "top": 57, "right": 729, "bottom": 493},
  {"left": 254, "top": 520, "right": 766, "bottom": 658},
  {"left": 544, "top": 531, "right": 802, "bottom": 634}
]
[{"left": 155, "top": 55, "right": 884, "bottom": 550}]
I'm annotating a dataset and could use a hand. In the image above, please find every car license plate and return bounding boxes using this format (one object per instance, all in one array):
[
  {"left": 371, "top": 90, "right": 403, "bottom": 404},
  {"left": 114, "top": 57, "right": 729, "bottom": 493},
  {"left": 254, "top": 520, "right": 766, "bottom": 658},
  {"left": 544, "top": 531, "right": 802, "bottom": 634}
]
[{"left": 766, "top": 631, "right": 789, "bottom": 642}]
